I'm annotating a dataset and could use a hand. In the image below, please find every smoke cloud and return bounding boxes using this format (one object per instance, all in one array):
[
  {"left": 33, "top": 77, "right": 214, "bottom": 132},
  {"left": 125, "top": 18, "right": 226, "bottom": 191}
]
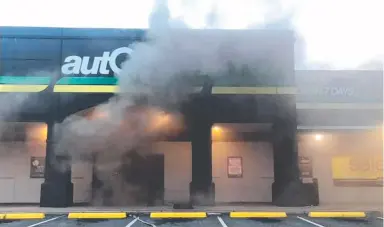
[
  {"left": 1, "top": 0, "right": 381, "bottom": 206},
  {"left": 52, "top": 0, "right": 298, "bottom": 206},
  {"left": 0, "top": 70, "right": 60, "bottom": 136}
]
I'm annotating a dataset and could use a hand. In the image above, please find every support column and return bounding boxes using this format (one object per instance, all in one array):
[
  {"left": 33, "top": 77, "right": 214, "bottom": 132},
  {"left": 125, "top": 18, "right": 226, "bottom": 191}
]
[
  {"left": 40, "top": 121, "right": 73, "bottom": 207},
  {"left": 189, "top": 120, "right": 215, "bottom": 205},
  {"left": 272, "top": 118, "right": 304, "bottom": 206}
]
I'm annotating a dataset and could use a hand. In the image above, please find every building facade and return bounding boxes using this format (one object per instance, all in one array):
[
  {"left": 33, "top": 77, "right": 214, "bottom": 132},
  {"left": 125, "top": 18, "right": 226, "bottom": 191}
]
[{"left": 0, "top": 26, "right": 382, "bottom": 207}]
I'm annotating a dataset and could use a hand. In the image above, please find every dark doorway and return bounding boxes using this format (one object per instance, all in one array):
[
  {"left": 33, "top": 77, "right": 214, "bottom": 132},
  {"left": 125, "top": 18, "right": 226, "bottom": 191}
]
[
  {"left": 119, "top": 152, "right": 165, "bottom": 206},
  {"left": 91, "top": 152, "right": 164, "bottom": 206},
  {"left": 145, "top": 154, "right": 165, "bottom": 206}
]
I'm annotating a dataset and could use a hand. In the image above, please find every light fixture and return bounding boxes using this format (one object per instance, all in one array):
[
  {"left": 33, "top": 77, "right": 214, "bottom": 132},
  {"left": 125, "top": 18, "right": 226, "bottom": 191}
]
[
  {"left": 314, "top": 134, "right": 323, "bottom": 141},
  {"left": 28, "top": 123, "right": 48, "bottom": 142},
  {"left": 211, "top": 125, "right": 224, "bottom": 141},
  {"left": 212, "top": 125, "right": 222, "bottom": 133}
]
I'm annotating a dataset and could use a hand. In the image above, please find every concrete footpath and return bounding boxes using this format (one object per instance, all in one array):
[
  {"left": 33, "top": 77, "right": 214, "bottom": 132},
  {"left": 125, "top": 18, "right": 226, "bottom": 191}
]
[{"left": 0, "top": 204, "right": 382, "bottom": 214}]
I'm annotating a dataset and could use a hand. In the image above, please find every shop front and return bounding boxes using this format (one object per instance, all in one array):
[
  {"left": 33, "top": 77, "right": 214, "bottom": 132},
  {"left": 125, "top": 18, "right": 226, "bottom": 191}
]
[{"left": 0, "top": 26, "right": 382, "bottom": 208}]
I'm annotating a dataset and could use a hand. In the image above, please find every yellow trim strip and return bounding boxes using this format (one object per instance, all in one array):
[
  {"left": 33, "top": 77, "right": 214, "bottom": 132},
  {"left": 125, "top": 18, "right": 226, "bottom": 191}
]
[
  {"left": 53, "top": 85, "right": 296, "bottom": 94},
  {"left": 211, "top": 87, "right": 296, "bottom": 95},
  {"left": 54, "top": 85, "right": 118, "bottom": 93},
  {"left": 0, "top": 214, "right": 5, "bottom": 219},
  {"left": 212, "top": 87, "right": 277, "bottom": 95},
  {"left": 68, "top": 212, "right": 127, "bottom": 219},
  {"left": 277, "top": 87, "right": 297, "bottom": 94},
  {"left": 54, "top": 85, "right": 204, "bottom": 93},
  {"left": 3, "top": 213, "right": 45, "bottom": 220},
  {"left": 230, "top": 212, "right": 287, "bottom": 218},
  {"left": 297, "top": 103, "right": 383, "bottom": 110},
  {"left": 308, "top": 212, "right": 366, "bottom": 218},
  {"left": 0, "top": 85, "right": 48, "bottom": 92},
  {"left": 150, "top": 212, "right": 207, "bottom": 219}
]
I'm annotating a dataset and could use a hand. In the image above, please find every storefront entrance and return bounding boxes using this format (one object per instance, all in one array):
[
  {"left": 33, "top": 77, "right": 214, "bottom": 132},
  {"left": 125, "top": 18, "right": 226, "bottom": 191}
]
[
  {"left": 91, "top": 152, "right": 164, "bottom": 206},
  {"left": 212, "top": 141, "right": 274, "bottom": 203}
]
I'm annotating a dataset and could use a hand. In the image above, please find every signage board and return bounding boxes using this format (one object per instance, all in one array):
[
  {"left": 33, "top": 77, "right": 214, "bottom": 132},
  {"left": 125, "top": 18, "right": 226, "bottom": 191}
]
[
  {"left": 332, "top": 155, "right": 383, "bottom": 187},
  {"left": 298, "top": 156, "right": 313, "bottom": 181},
  {"left": 30, "top": 156, "right": 45, "bottom": 178},
  {"left": 0, "top": 26, "right": 382, "bottom": 109},
  {"left": 227, "top": 156, "right": 243, "bottom": 178},
  {"left": 296, "top": 70, "right": 383, "bottom": 103},
  {"left": 0, "top": 28, "right": 295, "bottom": 92}
]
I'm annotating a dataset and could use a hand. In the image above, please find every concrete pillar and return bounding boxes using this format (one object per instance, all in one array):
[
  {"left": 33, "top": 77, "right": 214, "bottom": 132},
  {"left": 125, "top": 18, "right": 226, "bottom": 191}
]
[
  {"left": 40, "top": 122, "right": 73, "bottom": 207},
  {"left": 185, "top": 92, "right": 215, "bottom": 205},
  {"left": 189, "top": 120, "right": 215, "bottom": 205},
  {"left": 271, "top": 118, "right": 304, "bottom": 206}
]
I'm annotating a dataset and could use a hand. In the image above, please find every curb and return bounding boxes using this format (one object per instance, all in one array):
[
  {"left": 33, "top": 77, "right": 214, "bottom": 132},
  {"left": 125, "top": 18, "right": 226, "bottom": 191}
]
[
  {"left": 0, "top": 211, "right": 377, "bottom": 220},
  {"left": 230, "top": 212, "right": 287, "bottom": 218},
  {"left": 0, "top": 213, "right": 45, "bottom": 220},
  {"left": 68, "top": 212, "right": 127, "bottom": 219},
  {"left": 308, "top": 211, "right": 367, "bottom": 218},
  {"left": 150, "top": 212, "right": 207, "bottom": 219}
]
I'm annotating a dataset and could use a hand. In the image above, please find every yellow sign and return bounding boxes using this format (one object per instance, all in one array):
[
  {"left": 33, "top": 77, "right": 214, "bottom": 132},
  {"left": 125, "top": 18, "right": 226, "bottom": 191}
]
[{"left": 332, "top": 155, "right": 383, "bottom": 186}]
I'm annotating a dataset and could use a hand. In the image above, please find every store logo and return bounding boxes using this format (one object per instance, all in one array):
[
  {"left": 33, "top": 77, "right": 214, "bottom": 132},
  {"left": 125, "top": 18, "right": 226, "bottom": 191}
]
[
  {"left": 322, "top": 87, "right": 354, "bottom": 97},
  {"left": 61, "top": 47, "right": 133, "bottom": 76},
  {"left": 349, "top": 157, "right": 383, "bottom": 173},
  {"left": 298, "top": 86, "right": 355, "bottom": 97}
]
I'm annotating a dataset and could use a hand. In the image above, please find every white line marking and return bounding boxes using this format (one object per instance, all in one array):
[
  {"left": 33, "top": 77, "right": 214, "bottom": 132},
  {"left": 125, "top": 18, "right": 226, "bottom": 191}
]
[
  {"left": 297, "top": 216, "right": 325, "bottom": 227},
  {"left": 377, "top": 217, "right": 384, "bottom": 220},
  {"left": 126, "top": 217, "right": 139, "bottom": 227},
  {"left": 217, "top": 216, "right": 228, "bottom": 227},
  {"left": 137, "top": 217, "right": 156, "bottom": 227},
  {"left": 27, "top": 215, "right": 64, "bottom": 227}
]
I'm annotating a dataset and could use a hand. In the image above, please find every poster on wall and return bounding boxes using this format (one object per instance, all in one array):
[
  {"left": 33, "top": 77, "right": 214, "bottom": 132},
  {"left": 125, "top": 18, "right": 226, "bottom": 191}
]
[
  {"left": 30, "top": 157, "right": 45, "bottom": 178},
  {"left": 227, "top": 156, "right": 243, "bottom": 178},
  {"left": 298, "top": 156, "right": 313, "bottom": 178},
  {"left": 332, "top": 155, "right": 383, "bottom": 187}
]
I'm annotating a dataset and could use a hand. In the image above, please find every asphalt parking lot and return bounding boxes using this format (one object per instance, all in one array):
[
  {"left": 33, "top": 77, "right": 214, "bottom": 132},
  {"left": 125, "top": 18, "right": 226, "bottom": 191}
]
[{"left": 0, "top": 214, "right": 382, "bottom": 227}]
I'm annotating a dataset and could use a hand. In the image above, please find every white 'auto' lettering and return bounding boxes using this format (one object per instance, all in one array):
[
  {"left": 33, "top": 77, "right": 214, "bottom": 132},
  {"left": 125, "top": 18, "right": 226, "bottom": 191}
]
[{"left": 61, "top": 47, "right": 133, "bottom": 75}]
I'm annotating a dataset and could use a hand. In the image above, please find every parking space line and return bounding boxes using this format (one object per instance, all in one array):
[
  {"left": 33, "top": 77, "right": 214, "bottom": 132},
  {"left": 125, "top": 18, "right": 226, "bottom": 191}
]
[
  {"left": 217, "top": 216, "right": 228, "bottom": 227},
  {"left": 125, "top": 217, "right": 139, "bottom": 227},
  {"left": 297, "top": 216, "right": 325, "bottom": 227},
  {"left": 137, "top": 218, "right": 156, "bottom": 227},
  {"left": 26, "top": 215, "right": 64, "bottom": 227}
]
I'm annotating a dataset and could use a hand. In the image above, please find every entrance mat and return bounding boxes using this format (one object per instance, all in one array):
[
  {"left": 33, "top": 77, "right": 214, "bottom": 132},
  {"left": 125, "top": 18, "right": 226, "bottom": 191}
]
[
  {"left": 308, "top": 211, "right": 367, "bottom": 218},
  {"left": 150, "top": 212, "right": 207, "bottom": 219},
  {"left": 0, "top": 213, "right": 45, "bottom": 220},
  {"left": 68, "top": 212, "right": 127, "bottom": 219},
  {"left": 230, "top": 212, "right": 287, "bottom": 218}
]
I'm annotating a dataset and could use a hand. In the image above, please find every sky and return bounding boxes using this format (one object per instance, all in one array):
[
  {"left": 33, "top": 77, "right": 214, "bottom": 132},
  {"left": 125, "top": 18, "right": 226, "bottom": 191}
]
[{"left": 0, "top": 0, "right": 383, "bottom": 69}]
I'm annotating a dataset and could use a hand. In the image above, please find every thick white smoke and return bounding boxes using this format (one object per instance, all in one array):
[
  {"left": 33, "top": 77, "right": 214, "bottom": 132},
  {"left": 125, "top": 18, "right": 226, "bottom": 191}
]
[
  {"left": 0, "top": 0, "right": 380, "bottom": 206},
  {"left": 52, "top": 0, "right": 299, "bottom": 206},
  {"left": 7, "top": 0, "right": 379, "bottom": 206},
  {"left": 62, "top": 0, "right": 295, "bottom": 137}
]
